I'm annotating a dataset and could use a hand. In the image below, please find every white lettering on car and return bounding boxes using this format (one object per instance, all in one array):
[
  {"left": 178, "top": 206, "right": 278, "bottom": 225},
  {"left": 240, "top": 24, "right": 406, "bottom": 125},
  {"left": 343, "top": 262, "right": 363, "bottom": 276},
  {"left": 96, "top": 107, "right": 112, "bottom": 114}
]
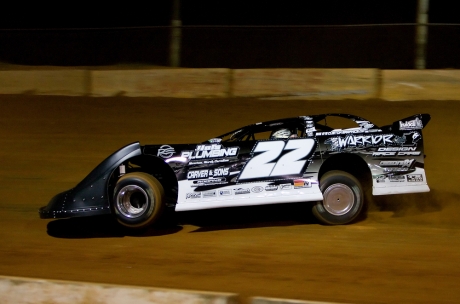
[{"left": 238, "top": 138, "right": 315, "bottom": 180}]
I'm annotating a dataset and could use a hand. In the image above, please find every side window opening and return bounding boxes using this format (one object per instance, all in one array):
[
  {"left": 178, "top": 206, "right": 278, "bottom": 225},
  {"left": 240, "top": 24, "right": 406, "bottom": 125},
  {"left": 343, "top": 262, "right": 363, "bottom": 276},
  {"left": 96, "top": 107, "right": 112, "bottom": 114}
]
[
  {"left": 315, "top": 116, "right": 377, "bottom": 133},
  {"left": 318, "top": 116, "right": 359, "bottom": 130}
]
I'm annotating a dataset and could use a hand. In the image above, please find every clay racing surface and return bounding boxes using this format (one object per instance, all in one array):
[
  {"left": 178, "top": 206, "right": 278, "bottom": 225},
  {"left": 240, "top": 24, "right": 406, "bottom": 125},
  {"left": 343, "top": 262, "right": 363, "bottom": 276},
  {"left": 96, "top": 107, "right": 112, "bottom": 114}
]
[{"left": 1, "top": 95, "right": 459, "bottom": 304}]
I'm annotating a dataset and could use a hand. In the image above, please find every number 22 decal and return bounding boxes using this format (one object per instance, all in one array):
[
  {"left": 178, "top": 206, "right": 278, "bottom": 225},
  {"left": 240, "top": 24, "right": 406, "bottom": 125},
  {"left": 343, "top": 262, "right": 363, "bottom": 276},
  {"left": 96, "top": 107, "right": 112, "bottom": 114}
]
[{"left": 238, "top": 138, "right": 316, "bottom": 180}]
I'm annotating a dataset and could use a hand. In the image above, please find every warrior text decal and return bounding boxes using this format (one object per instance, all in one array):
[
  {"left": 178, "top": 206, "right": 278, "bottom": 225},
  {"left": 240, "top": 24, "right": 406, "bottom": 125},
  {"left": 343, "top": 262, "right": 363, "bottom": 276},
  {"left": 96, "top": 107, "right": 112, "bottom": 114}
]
[
  {"left": 238, "top": 138, "right": 315, "bottom": 180},
  {"left": 325, "top": 134, "right": 394, "bottom": 151}
]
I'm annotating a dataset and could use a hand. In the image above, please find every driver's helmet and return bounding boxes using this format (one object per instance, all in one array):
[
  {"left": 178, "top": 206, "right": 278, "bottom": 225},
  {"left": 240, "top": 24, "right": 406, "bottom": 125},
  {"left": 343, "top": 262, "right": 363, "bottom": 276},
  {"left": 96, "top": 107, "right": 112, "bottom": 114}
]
[{"left": 271, "top": 128, "right": 291, "bottom": 139}]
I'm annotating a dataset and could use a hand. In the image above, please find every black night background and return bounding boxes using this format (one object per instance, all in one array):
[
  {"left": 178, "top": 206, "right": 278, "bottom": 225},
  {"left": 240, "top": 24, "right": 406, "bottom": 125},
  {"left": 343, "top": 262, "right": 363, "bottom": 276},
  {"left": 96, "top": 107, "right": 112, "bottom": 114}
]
[{"left": 1, "top": 1, "right": 459, "bottom": 68}]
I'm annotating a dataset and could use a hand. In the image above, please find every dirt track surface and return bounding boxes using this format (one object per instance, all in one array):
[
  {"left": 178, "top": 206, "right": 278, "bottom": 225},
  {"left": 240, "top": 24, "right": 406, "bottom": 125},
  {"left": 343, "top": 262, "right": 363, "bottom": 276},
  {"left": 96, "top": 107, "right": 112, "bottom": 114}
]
[{"left": 1, "top": 95, "right": 460, "bottom": 304}]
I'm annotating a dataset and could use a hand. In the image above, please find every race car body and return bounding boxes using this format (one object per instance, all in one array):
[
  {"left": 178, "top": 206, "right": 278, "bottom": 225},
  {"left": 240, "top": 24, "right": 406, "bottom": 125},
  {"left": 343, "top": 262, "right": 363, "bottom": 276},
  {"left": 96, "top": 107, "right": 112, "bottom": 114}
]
[{"left": 39, "top": 113, "right": 431, "bottom": 227}]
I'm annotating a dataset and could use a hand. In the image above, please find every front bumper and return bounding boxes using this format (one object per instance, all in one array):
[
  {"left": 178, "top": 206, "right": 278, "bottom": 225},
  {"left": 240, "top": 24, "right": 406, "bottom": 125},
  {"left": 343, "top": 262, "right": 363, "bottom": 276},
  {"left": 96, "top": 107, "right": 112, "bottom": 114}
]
[
  {"left": 39, "top": 142, "right": 142, "bottom": 220},
  {"left": 39, "top": 189, "right": 111, "bottom": 219}
]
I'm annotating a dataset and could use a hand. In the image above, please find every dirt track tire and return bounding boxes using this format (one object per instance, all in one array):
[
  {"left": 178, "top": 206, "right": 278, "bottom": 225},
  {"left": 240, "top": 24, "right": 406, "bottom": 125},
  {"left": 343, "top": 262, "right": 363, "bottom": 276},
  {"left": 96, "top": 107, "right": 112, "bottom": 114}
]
[
  {"left": 312, "top": 170, "right": 364, "bottom": 225},
  {"left": 113, "top": 172, "right": 165, "bottom": 229}
]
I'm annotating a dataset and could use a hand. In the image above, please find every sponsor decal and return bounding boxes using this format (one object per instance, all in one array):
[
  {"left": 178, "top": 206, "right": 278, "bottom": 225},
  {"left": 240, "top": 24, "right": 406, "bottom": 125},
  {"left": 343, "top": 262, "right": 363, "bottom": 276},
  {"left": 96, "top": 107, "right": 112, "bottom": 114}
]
[
  {"left": 379, "top": 159, "right": 415, "bottom": 168},
  {"left": 318, "top": 120, "right": 376, "bottom": 136},
  {"left": 399, "top": 117, "right": 423, "bottom": 130},
  {"left": 380, "top": 159, "right": 415, "bottom": 173},
  {"left": 375, "top": 147, "right": 418, "bottom": 152},
  {"left": 373, "top": 152, "right": 395, "bottom": 157},
  {"left": 251, "top": 186, "right": 264, "bottom": 193},
  {"left": 265, "top": 185, "right": 278, "bottom": 191},
  {"left": 318, "top": 130, "right": 374, "bottom": 136},
  {"left": 269, "top": 122, "right": 283, "bottom": 126},
  {"left": 407, "top": 174, "right": 423, "bottom": 182},
  {"left": 393, "top": 132, "right": 421, "bottom": 145},
  {"left": 187, "top": 168, "right": 230, "bottom": 180},
  {"left": 188, "top": 170, "right": 210, "bottom": 179},
  {"left": 375, "top": 175, "right": 386, "bottom": 183},
  {"left": 325, "top": 134, "right": 394, "bottom": 151},
  {"left": 234, "top": 188, "right": 250, "bottom": 195},
  {"left": 397, "top": 151, "right": 421, "bottom": 156},
  {"left": 189, "top": 161, "right": 203, "bottom": 165},
  {"left": 390, "top": 175, "right": 406, "bottom": 182},
  {"left": 186, "top": 192, "right": 201, "bottom": 199},
  {"left": 357, "top": 120, "right": 374, "bottom": 130},
  {"left": 192, "top": 178, "right": 227, "bottom": 187},
  {"left": 280, "top": 183, "right": 292, "bottom": 190},
  {"left": 182, "top": 144, "right": 239, "bottom": 160},
  {"left": 208, "top": 138, "right": 222, "bottom": 143},
  {"left": 393, "top": 135, "right": 407, "bottom": 145},
  {"left": 212, "top": 167, "right": 230, "bottom": 177},
  {"left": 384, "top": 168, "right": 413, "bottom": 173},
  {"left": 204, "top": 159, "right": 229, "bottom": 164},
  {"left": 304, "top": 117, "right": 316, "bottom": 135},
  {"left": 294, "top": 179, "right": 312, "bottom": 189},
  {"left": 202, "top": 190, "right": 217, "bottom": 198},
  {"left": 372, "top": 147, "right": 421, "bottom": 157},
  {"left": 411, "top": 132, "right": 421, "bottom": 143},
  {"left": 219, "top": 189, "right": 232, "bottom": 196},
  {"left": 157, "top": 145, "right": 175, "bottom": 158}
]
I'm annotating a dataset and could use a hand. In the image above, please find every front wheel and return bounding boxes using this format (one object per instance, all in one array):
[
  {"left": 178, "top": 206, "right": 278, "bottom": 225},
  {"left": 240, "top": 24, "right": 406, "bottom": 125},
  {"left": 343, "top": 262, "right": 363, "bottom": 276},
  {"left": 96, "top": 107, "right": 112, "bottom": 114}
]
[
  {"left": 113, "top": 172, "right": 165, "bottom": 229},
  {"left": 312, "top": 170, "right": 364, "bottom": 225}
]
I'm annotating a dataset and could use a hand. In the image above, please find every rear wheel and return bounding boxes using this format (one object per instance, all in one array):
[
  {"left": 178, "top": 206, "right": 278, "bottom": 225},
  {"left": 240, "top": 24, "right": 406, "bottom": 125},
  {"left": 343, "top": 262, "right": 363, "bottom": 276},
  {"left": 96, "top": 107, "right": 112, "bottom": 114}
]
[
  {"left": 312, "top": 170, "right": 364, "bottom": 225},
  {"left": 113, "top": 172, "right": 164, "bottom": 229}
]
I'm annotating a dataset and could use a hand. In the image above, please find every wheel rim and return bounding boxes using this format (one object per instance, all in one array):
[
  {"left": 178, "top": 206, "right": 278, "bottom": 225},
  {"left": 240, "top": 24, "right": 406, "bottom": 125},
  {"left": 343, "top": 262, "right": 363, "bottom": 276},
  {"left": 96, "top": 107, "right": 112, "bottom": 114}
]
[
  {"left": 116, "top": 185, "right": 150, "bottom": 218},
  {"left": 322, "top": 183, "right": 355, "bottom": 216}
]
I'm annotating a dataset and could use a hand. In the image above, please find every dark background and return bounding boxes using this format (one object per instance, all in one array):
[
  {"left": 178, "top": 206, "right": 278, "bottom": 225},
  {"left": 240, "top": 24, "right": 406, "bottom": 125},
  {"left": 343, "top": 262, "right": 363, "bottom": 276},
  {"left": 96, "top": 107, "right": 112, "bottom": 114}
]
[{"left": 0, "top": 0, "right": 459, "bottom": 68}]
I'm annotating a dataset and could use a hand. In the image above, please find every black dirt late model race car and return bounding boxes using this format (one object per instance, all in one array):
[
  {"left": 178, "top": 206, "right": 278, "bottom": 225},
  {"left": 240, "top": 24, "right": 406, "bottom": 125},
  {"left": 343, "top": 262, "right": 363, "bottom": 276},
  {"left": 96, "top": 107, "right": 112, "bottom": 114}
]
[{"left": 40, "top": 113, "right": 430, "bottom": 229}]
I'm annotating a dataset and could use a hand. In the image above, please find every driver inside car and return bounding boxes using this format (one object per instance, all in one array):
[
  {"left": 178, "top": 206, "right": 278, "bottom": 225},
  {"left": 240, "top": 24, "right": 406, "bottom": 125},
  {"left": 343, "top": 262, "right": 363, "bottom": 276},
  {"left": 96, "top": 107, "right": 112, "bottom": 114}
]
[
  {"left": 271, "top": 128, "right": 298, "bottom": 139},
  {"left": 271, "top": 128, "right": 291, "bottom": 139}
]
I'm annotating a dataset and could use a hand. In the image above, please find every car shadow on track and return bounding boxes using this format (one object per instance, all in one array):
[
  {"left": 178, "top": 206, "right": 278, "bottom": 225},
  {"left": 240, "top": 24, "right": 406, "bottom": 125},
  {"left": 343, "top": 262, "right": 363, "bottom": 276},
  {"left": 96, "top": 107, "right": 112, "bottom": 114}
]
[
  {"left": 176, "top": 203, "right": 320, "bottom": 233},
  {"left": 46, "top": 203, "right": 321, "bottom": 238},
  {"left": 46, "top": 216, "right": 183, "bottom": 239}
]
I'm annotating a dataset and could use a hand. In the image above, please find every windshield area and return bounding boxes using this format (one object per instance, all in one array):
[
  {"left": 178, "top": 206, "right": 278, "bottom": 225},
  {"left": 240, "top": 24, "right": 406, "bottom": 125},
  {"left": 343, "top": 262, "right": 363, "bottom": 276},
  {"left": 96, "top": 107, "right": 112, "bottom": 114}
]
[
  {"left": 219, "top": 128, "right": 253, "bottom": 142},
  {"left": 215, "top": 121, "right": 305, "bottom": 143},
  {"left": 208, "top": 115, "right": 377, "bottom": 143},
  {"left": 315, "top": 115, "right": 378, "bottom": 133}
]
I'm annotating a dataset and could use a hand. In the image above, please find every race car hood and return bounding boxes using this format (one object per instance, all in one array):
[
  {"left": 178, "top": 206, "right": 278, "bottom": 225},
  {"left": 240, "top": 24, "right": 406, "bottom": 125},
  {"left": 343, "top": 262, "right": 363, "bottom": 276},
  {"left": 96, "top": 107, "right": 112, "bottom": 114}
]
[{"left": 39, "top": 142, "right": 142, "bottom": 219}]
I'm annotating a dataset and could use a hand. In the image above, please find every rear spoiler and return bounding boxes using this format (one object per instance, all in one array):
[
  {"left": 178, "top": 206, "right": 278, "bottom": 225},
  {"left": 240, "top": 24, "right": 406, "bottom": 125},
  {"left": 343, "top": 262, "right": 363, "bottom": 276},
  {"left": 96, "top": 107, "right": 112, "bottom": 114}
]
[{"left": 387, "top": 114, "right": 431, "bottom": 132}]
